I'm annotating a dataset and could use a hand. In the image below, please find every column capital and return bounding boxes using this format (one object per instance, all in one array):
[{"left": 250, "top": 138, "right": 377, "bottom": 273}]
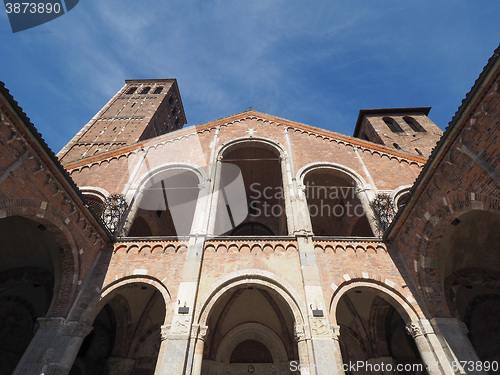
[
  {"left": 37, "top": 317, "right": 93, "bottom": 338},
  {"left": 160, "top": 324, "right": 171, "bottom": 341},
  {"left": 405, "top": 322, "right": 423, "bottom": 338},
  {"left": 330, "top": 324, "right": 341, "bottom": 340},
  {"left": 294, "top": 324, "right": 308, "bottom": 342}
]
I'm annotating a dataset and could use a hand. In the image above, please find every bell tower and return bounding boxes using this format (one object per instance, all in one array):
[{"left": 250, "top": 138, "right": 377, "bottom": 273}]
[
  {"left": 58, "top": 79, "right": 186, "bottom": 164},
  {"left": 353, "top": 107, "right": 443, "bottom": 157}
]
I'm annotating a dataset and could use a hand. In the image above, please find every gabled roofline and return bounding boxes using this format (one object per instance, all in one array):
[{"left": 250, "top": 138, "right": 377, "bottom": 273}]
[
  {"left": 62, "top": 109, "right": 428, "bottom": 170},
  {"left": 354, "top": 107, "right": 432, "bottom": 137},
  {"left": 385, "top": 44, "right": 500, "bottom": 240}
]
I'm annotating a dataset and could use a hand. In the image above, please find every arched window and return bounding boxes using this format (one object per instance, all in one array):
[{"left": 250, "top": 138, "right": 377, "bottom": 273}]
[
  {"left": 393, "top": 143, "right": 401, "bottom": 150},
  {"left": 140, "top": 86, "right": 151, "bottom": 94},
  {"left": 126, "top": 87, "right": 137, "bottom": 95},
  {"left": 415, "top": 147, "right": 423, "bottom": 156},
  {"left": 153, "top": 86, "right": 163, "bottom": 94},
  {"left": 214, "top": 142, "right": 287, "bottom": 236},
  {"left": 303, "top": 168, "right": 373, "bottom": 236},
  {"left": 383, "top": 117, "right": 404, "bottom": 132},
  {"left": 128, "top": 169, "right": 200, "bottom": 237},
  {"left": 403, "top": 116, "right": 426, "bottom": 132}
]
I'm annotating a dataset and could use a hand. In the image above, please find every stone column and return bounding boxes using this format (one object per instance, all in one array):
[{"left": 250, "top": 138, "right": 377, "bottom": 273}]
[
  {"left": 294, "top": 324, "right": 312, "bottom": 375},
  {"left": 431, "top": 318, "right": 487, "bottom": 375},
  {"left": 294, "top": 236, "right": 344, "bottom": 375},
  {"left": 191, "top": 325, "right": 208, "bottom": 375},
  {"left": 330, "top": 325, "right": 345, "bottom": 375},
  {"left": 154, "top": 235, "right": 206, "bottom": 375},
  {"left": 406, "top": 321, "right": 447, "bottom": 375},
  {"left": 13, "top": 317, "right": 93, "bottom": 375}
]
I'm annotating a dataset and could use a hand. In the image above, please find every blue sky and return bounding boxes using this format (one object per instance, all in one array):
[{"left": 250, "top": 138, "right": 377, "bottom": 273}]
[{"left": 1, "top": 1, "right": 499, "bottom": 154}]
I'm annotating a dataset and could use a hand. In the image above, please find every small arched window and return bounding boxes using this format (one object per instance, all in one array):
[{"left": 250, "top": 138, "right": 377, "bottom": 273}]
[
  {"left": 140, "top": 86, "right": 151, "bottom": 94},
  {"left": 126, "top": 87, "right": 137, "bottom": 95},
  {"left": 383, "top": 117, "right": 404, "bottom": 132},
  {"left": 153, "top": 86, "right": 163, "bottom": 94},
  {"left": 403, "top": 116, "right": 426, "bottom": 132},
  {"left": 393, "top": 143, "right": 401, "bottom": 150},
  {"left": 415, "top": 148, "right": 423, "bottom": 156}
]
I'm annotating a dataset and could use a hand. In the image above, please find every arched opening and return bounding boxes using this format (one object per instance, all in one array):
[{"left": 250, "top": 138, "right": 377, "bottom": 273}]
[
  {"left": 395, "top": 191, "right": 410, "bottom": 212},
  {"left": 71, "top": 282, "right": 166, "bottom": 375},
  {"left": 128, "top": 169, "right": 200, "bottom": 237},
  {"left": 83, "top": 194, "right": 105, "bottom": 220},
  {"left": 336, "top": 287, "right": 426, "bottom": 375},
  {"left": 383, "top": 117, "right": 404, "bottom": 133},
  {"left": 214, "top": 142, "right": 288, "bottom": 236},
  {"left": 0, "top": 216, "right": 63, "bottom": 374},
  {"left": 403, "top": 117, "right": 426, "bottom": 132},
  {"left": 202, "top": 286, "right": 298, "bottom": 374},
  {"left": 440, "top": 210, "right": 500, "bottom": 371},
  {"left": 303, "top": 168, "right": 373, "bottom": 236}
]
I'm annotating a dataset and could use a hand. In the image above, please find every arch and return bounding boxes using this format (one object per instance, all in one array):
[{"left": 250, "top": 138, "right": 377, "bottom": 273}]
[
  {"left": 297, "top": 162, "right": 376, "bottom": 236},
  {"left": 0, "top": 199, "right": 80, "bottom": 317},
  {"left": 212, "top": 137, "right": 290, "bottom": 236},
  {"left": 195, "top": 270, "right": 306, "bottom": 328},
  {"left": 216, "top": 323, "right": 288, "bottom": 364},
  {"left": 383, "top": 117, "right": 404, "bottom": 132},
  {"left": 297, "top": 162, "right": 369, "bottom": 189},
  {"left": 329, "top": 280, "right": 421, "bottom": 325},
  {"left": 132, "top": 162, "right": 207, "bottom": 192},
  {"left": 403, "top": 116, "right": 426, "bottom": 132},
  {"left": 215, "top": 136, "right": 288, "bottom": 161},
  {"left": 415, "top": 194, "right": 500, "bottom": 308},
  {"left": 124, "top": 163, "right": 206, "bottom": 237},
  {"left": 79, "top": 186, "right": 110, "bottom": 201},
  {"left": 92, "top": 276, "right": 172, "bottom": 323},
  {"left": 390, "top": 185, "right": 412, "bottom": 211}
]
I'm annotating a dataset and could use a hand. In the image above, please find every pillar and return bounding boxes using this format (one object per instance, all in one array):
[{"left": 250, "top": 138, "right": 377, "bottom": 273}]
[
  {"left": 294, "top": 324, "right": 312, "bottom": 375},
  {"left": 191, "top": 325, "right": 208, "bottom": 375},
  {"left": 431, "top": 318, "right": 487, "bottom": 375},
  {"left": 13, "top": 317, "right": 92, "bottom": 375},
  {"left": 330, "top": 325, "right": 345, "bottom": 375},
  {"left": 406, "top": 322, "right": 443, "bottom": 375}
]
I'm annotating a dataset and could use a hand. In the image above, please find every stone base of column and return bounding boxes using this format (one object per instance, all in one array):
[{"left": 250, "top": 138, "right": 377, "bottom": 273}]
[
  {"left": 14, "top": 318, "right": 93, "bottom": 375},
  {"left": 431, "top": 318, "right": 487, "bottom": 375}
]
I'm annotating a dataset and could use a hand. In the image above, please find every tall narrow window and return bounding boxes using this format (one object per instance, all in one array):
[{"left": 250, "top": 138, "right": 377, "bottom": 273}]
[
  {"left": 393, "top": 143, "right": 401, "bottom": 150},
  {"left": 383, "top": 117, "right": 403, "bottom": 132},
  {"left": 403, "top": 116, "right": 426, "bottom": 132}
]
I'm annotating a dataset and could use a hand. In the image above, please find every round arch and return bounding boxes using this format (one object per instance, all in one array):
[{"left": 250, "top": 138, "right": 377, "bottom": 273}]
[
  {"left": 92, "top": 276, "right": 172, "bottom": 324},
  {"left": 215, "top": 322, "right": 288, "bottom": 364},
  {"left": 296, "top": 162, "right": 376, "bottom": 237},
  {"left": 215, "top": 136, "right": 288, "bottom": 161},
  {"left": 123, "top": 163, "right": 207, "bottom": 237},
  {"left": 0, "top": 199, "right": 80, "bottom": 317},
  {"left": 415, "top": 194, "right": 500, "bottom": 312},
  {"left": 211, "top": 137, "right": 292, "bottom": 236},
  {"left": 195, "top": 270, "right": 306, "bottom": 328},
  {"left": 132, "top": 162, "right": 207, "bottom": 193},
  {"left": 390, "top": 184, "right": 412, "bottom": 210},
  {"left": 297, "top": 162, "right": 370, "bottom": 189},
  {"left": 79, "top": 186, "right": 110, "bottom": 201},
  {"left": 329, "top": 280, "right": 422, "bottom": 325}
]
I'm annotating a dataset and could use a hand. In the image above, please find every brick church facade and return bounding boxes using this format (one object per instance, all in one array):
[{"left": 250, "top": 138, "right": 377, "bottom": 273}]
[{"left": 0, "top": 45, "right": 499, "bottom": 375}]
